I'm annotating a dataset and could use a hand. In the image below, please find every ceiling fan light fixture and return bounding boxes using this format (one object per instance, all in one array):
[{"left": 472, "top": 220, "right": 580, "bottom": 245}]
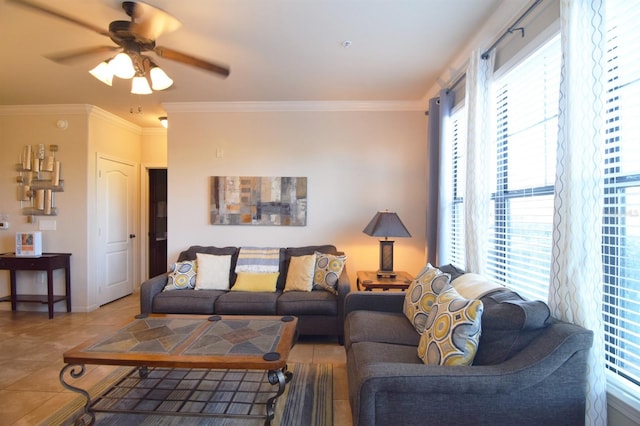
[
  {"left": 89, "top": 61, "right": 113, "bottom": 86},
  {"left": 109, "top": 52, "right": 136, "bottom": 79},
  {"left": 150, "top": 65, "right": 173, "bottom": 91},
  {"left": 131, "top": 75, "right": 153, "bottom": 95}
]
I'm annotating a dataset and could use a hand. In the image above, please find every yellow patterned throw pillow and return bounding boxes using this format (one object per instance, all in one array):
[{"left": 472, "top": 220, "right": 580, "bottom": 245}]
[
  {"left": 403, "top": 264, "right": 451, "bottom": 333},
  {"left": 164, "top": 260, "right": 197, "bottom": 291},
  {"left": 312, "top": 252, "right": 346, "bottom": 294},
  {"left": 417, "top": 287, "right": 484, "bottom": 366}
]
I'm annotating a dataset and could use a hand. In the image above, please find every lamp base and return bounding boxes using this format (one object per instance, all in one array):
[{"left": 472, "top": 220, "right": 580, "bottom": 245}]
[{"left": 376, "top": 270, "right": 397, "bottom": 279}]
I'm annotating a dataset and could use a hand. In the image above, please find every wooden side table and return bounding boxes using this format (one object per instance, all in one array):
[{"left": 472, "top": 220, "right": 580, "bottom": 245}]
[
  {"left": 0, "top": 253, "right": 72, "bottom": 319},
  {"left": 356, "top": 270, "right": 413, "bottom": 291}
]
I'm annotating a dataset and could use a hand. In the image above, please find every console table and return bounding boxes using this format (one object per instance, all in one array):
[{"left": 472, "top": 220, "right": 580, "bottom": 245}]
[{"left": 0, "top": 253, "right": 71, "bottom": 319}]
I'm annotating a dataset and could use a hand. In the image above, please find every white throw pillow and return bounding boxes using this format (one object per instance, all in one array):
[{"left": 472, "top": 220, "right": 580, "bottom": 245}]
[
  {"left": 195, "top": 253, "right": 231, "bottom": 290},
  {"left": 284, "top": 254, "right": 316, "bottom": 292}
]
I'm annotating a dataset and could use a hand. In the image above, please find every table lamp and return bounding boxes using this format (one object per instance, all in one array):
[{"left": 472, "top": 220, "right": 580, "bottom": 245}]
[{"left": 363, "top": 210, "right": 411, "bottom": 278}]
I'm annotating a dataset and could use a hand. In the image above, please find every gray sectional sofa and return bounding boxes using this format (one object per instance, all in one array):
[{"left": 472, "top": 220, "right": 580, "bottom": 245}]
[
  {"left": 344, "top": 265, "right": 594, "bottom": 426},
  {"left": 139, "top": 245, "right": 350, "bottom": 342}
]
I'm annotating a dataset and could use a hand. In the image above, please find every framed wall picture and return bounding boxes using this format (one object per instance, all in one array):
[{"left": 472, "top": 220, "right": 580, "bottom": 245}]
[{"left": 209, "top": 176, "right": 307, "bottom": 226}]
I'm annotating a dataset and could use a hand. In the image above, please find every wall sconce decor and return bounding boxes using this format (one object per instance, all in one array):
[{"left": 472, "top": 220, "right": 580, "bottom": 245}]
[
  {"left": 363, "top": 210, "right": 411, "bottom": 278},
  {"left": 16, "top": 144, "right": 63, "bottom": 221}
]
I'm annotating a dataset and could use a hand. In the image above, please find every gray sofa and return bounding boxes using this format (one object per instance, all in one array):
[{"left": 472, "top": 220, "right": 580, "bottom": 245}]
[
  {"left": 344, "top": 267, "right": 594, "bottom": 426},
  {"left": 140, "top": 245, "right": 350, "bottom": 342}
]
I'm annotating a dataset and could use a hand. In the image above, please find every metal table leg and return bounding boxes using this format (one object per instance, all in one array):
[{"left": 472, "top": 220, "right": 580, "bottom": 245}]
[{"left": 59, "top": 364, "right": 94, "bottom": 425}]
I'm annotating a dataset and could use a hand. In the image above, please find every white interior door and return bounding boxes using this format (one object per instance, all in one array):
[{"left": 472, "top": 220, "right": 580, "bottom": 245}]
[{"left": 97, "top": 156, "right": 135, "bottom": 305}]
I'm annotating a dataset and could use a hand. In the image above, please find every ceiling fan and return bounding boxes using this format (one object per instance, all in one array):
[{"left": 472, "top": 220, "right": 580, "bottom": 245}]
[{"left": 9, "top": 0, "right": 230, "bottom": 93}]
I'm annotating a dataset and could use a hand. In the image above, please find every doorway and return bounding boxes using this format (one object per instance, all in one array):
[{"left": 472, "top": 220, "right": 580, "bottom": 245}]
[{"left": 148, "top": 169, "right": 167, "bottom": 277}]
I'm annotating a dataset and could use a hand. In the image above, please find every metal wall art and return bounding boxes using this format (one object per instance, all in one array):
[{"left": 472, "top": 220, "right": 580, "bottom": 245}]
[{"left": 16, "top": 144, "right": 63, "bottom": 221}]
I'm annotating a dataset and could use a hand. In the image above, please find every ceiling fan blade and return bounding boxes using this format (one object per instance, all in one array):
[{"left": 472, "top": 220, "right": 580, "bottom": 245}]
[
  {"left": 45, "top": 46, "right": 120, "bottom": 64},
  {"left": 154, "top": 46, "right": 230, "bottom": 78},
  {"left": 8, "top": 0, "right": 111, "bottom": 37},
  {"left": 128, "top": 1, "right": 181, "bottom": 42}
]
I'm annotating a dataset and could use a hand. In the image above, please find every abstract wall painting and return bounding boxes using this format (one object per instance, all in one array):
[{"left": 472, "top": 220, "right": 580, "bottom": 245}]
[{"left": 209, "top": 176, "right": 307, "bottom": 226}]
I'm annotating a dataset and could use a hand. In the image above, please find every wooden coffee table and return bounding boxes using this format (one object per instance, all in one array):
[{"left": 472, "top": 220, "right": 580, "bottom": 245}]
[{"left": 60, "top": 314, "right": 298, "bottom": 425}]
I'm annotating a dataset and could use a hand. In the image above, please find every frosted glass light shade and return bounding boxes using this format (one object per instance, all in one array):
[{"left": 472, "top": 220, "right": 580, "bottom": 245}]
[
  {"left": 89, "top": 61, "right": 113, "bottom": 86},
  {"left": 108, "top": 52, "right": 135, "bottom": 79},
  {"left": 150, "top": 66, "right": 173, "bottom": 90},
  {"left": 131, "top": 76, "right": 153, "bottom": 95}
]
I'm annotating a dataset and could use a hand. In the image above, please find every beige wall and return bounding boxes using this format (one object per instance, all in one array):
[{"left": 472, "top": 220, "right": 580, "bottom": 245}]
[
  {"left": 141, "top": 129, "right": 168, "bottom": 165},
  {"left": 0, "top": 105, "right": 144, "bottom": 313},
  {"left": 164, "top": 105, "right": 428, "bottom": 280}
]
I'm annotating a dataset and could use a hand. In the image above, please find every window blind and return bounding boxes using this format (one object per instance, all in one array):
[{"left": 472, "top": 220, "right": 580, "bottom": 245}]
[
  {"left": 486, "top": 35, "right": 561, "bottom": 302},
  {"left": 446, "top": 106, "right": 466, "bottom": 268},
  {"left": 602, "top": 0, "right": 640, "bottom": 388}
]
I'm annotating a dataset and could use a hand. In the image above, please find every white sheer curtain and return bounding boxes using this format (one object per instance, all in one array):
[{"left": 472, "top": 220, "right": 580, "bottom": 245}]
[
  {"left": 463, "top": 50, "right": 494, "bottom": 273},
  {"left": 549, "top": 0, "right": 607, "bottom": 424}
]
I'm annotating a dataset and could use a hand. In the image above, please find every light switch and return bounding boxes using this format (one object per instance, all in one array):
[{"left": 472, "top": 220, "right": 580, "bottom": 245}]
[{"left": 39, "top": 219, "right": 57, "bottom": 231}]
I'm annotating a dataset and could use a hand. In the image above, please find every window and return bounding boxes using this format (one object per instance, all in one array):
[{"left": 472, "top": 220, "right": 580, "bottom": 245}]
[
  {"left": 486, "top": 35, "right": 561, "bottom": 302},
  {"left": 442, "top": 0, "right": 640, "bottom": 399},
  {"left": 442, "top": 104, "right": 467, "bottom": 268},
  {"left": 602, "top": 0, "right": 640, "bottom": 390}
]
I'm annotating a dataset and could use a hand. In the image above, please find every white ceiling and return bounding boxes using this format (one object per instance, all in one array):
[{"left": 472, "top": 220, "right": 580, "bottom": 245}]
[{"left": 0, "top": 0, "right": 504, "bottom": 128}]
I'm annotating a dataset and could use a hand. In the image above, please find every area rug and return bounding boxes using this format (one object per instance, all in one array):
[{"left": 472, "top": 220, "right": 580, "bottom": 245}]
[{"left": 46, "top": 363, "right": 332, "bottom": 426}]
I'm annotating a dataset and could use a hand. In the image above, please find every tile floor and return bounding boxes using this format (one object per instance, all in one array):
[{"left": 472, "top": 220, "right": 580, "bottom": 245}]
[{"left": 0, "top": 293, "right": 352, "bottom": 425}]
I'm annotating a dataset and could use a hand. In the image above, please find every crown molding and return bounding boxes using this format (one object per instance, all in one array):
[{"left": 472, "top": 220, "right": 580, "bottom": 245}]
[
  {"left": 0, "top": 104, "right": 143, "bottom": 133},
  {"left": 164, "top": 100, "right": 426, "bottom": 113},
  {"left": 141, "top": 127, "right": 167, "bottom": 136},
  {"left": 86, "top": 105, "right": 142, "bottom": 133},
  {"left": 0, "top": 104, "right": 92, "bottom": 116}
]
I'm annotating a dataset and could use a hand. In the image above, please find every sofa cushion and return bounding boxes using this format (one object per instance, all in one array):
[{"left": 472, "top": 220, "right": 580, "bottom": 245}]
[
  {"left": 195, "top": 253, "right": 231, "bottom": 290},
  {"left": 153, "top": 289, "right": 224, "bottom": 314},
  {"left": 313, "top": 251, "right": 347, "bottom": 294},
  {"left": 283, "top": 254, "right": 316, "bottom": 292},
  {"left": 403, "top": 264, "right": 451, "bottom": 333},
  {"left": 177, "top": 246, "right": 240, "bottom": 285},
  {"left": 345, "top": 310, "right": 420, "bottom": 350},
  {"left": 215, "top": 290, "right": 281, "bottom": 315},
  {"left": 418, "top": 287, "right": 483, "bottom": 366},
  {"left": 282, "top": 245, "right": 339, "bottom": 289},
  {"left": 474, "top": 290, "right": 550, "bottom": 365},
  {"left": 277, "top": 290, "right": 337, "bottom": 316},
  {"left": 164, "top": 260, "right": 197, "bottom": 291},
  {"left": 231, "top": 272, "right": 279, "bottom": 292},
  {"left": 350, "top": 340, "right": 423, "bottom": 366},
  {"left": 437, "top": 263, "right": 466, "bottom": 281}
]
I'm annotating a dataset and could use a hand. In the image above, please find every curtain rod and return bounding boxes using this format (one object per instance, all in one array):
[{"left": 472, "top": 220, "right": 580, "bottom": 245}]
[
  {"left": 481, "top": 0, "right": 543, "bottom": 60},
  {"left": 447, "top": 72, "right": 466, "bottom": 92}
]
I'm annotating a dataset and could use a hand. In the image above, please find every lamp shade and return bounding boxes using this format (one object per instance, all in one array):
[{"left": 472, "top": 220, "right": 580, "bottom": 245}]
[
  {"left": 363, "top": 211, "right": 411, "bottom": 239},
  {"left": 150, "top": 66, "right": 174, "bottom": 90},
  {"left": 108, "top": 52, "right": 135, "bottom": 79},
  {"left": 89, "top": 61, "right": 113, "bottom": 86},
  {"left": 131, "top": 75, "right": 153, "bottom": 95}
]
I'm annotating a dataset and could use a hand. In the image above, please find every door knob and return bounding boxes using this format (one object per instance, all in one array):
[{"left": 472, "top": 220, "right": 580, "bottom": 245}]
[{"left": 129, "top": 234, "right": 136, "bottom": 239}]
